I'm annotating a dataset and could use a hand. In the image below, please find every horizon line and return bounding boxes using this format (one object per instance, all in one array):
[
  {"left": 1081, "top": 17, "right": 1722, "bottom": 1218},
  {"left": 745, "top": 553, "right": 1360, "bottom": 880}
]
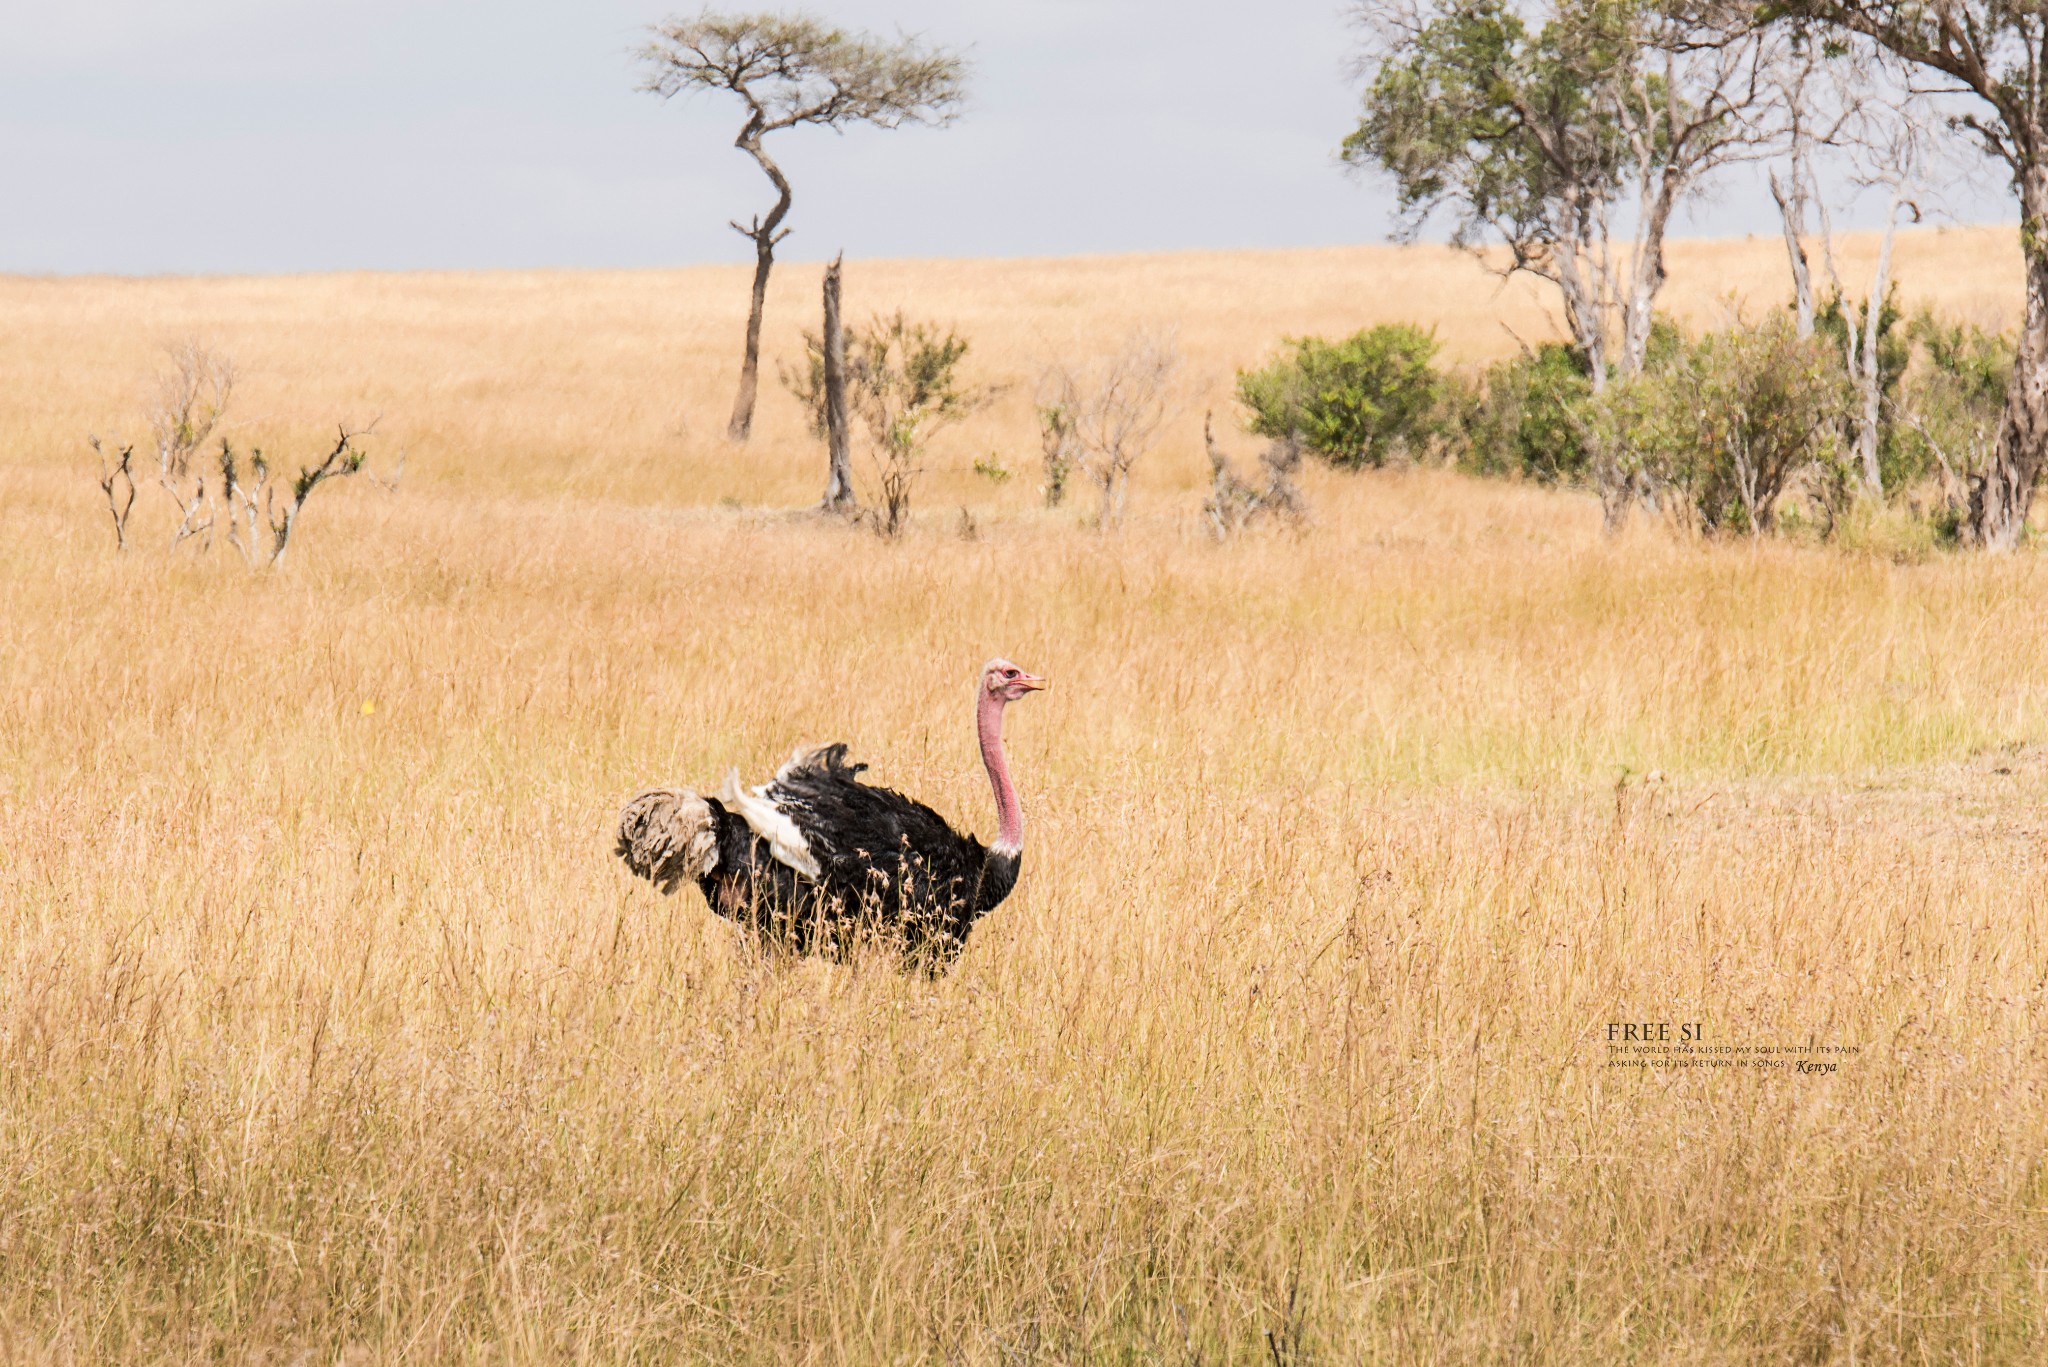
[{"left": 0, "top": 220, "right": 2021, "bottom": 286}]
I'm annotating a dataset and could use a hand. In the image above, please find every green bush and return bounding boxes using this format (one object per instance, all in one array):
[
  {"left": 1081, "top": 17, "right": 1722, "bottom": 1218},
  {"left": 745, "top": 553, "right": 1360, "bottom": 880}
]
[
  {"left": 1236, "top": 323, "right": 1445, "bottom": 468},
  {"left": 1457, "top": 343, "right": 1593, "bottom": 483},
  {"left": 1452, "top": 321, "right": 1680, "bottom": 485},
  {"left": 1592, "top": 312, "right": 1848, "bottom": 536},
  {"left": 1896, "top": 311, "right": 2013, "bottom": 538}
]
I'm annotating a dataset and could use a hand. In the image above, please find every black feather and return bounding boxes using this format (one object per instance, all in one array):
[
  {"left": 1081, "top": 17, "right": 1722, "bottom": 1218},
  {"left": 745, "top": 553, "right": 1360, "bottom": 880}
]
[
  {"left": 693, "top": 797, "right": 826, "bottom": 947},
  {"left": 766, "top": 743, "right": 1016, "bottom": 959}
]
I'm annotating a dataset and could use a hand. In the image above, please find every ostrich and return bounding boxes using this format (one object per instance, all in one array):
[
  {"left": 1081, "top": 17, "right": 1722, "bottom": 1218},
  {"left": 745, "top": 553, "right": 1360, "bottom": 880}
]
[{"left": 615, "top": 659, "right": 1046, "bottom": 963}]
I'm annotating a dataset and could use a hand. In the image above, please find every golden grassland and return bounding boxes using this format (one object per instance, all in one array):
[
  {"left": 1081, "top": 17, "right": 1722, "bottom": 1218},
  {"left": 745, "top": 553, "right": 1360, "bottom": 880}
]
[{"left": 4, "top": 225, "right": 2048, "bottom": 1362}]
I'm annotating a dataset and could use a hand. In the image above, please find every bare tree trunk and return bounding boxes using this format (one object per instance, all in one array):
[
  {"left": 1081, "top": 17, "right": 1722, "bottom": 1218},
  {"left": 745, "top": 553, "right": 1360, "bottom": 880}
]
[
  {"left": 1554, "top": 221, "right": 1636, "bottom": 533},
  {"left": 1770, "top": 168, "right": 1815, "bottom": 340},
  {"left": 1974, "top": 210, "right": 2048, "bottom": 548},
  {"left": 1554, "top": 240, "right": 1607, "bottom": 393},
  {"left": 1620, "top": 171, "right": 1676, "bottom": 378},
  {"left": 729, "top": 234, "right": 775, "bottom": 442},
  {"left": 819, "top": 253, "right": 855, "bottom": 511},
  {"left": 1581, "top": 172, "right": 1673, "bottom": 535},
  {"left": 1855, "top": 197, "right": 1902, "bottom": 499},
  {"left": 725, "top": 123, "right": 794, "bottom": 444}
]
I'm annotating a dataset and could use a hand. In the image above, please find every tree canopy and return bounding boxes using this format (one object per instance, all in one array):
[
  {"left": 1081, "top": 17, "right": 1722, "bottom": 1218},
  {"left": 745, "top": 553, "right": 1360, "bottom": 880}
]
[
  {"left": 638, "top": 12, "right": 967, "bottom": 137},
  {"left": 1346, "top": 0, "right": 1785, "bottom": 388},
  {"left": 1345, "top": 0, "right": 1631, "bottom": 269}
]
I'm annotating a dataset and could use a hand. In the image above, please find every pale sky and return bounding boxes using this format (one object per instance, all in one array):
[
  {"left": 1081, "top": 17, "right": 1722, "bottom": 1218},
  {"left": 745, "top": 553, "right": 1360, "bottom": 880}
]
[{"left": 0, "top": 1, "right": 2017, "bottom": 275}]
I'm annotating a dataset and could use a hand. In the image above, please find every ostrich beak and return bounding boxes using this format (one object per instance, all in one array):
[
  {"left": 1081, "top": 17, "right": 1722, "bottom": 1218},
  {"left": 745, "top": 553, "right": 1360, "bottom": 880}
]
[{"left": 1017, "top": 673, "right": 1048, "bottom": 692}]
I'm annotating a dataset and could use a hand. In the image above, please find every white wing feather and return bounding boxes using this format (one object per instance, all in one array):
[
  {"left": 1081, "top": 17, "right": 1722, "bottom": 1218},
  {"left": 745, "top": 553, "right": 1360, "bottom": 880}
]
[{"left": 718, "top": 766, "right": 823, "bottom": 880}]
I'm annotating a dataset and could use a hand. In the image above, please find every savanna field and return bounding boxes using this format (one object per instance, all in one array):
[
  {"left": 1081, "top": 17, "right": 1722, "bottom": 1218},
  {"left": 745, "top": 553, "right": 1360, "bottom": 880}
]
[{"left": 6, "top": 227, "right": 2048, "bottom": 1362}]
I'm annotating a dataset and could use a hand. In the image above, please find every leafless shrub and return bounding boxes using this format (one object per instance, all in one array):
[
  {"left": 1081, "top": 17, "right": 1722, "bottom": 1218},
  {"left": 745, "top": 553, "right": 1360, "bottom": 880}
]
[
  {"left": 88, "top": 436, "right": 139, "bottom": 551},
  {"left": 147, "top": 340, "right": 235, "bottom": 479},
  {"left": 1202, "top": 412, "right": 1307, "bottom": 539},
  {"left": 136, "top": 341, "right": 237, "bottom": 551},
  {"left": 1043, "top": 333, "right": 1182, "bottom": 530}
]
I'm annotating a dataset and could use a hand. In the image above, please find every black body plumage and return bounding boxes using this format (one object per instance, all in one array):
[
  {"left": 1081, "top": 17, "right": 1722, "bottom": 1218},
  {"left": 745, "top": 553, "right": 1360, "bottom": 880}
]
[{"left": 617, "top": 743, "right": 1019, "bottom": 964}]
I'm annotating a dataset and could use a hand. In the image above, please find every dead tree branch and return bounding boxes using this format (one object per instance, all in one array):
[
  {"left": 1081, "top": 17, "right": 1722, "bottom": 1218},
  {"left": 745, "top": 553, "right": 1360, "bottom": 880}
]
[
  {"left": 89, "top": 436, "right": 139, "bottom": 551},
  {"left": 1203, "top": 412, "right": 1307, "bottom": 538}
]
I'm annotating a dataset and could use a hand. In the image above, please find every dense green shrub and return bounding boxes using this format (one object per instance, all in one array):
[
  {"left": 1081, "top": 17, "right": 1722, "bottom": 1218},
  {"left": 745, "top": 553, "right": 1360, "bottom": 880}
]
[
  {"left": 1815, "top": 288, "right": 1908, "bottom": 399},
  {"left": 1451, "top": 320, "right": 1683, "bottom": 485},
  {"left": 1895, "top": 311, "right": 2013, "bottom": 538},
  {"left": 1912, "top": 313, "right": 2012, "bottom": 406},
  {"left": 1236, "top": 324, "right": 1445, "bottom": 468},
  {"left": 1592, "top": 312, "right": 1849, "bottom": 536},
  {"left": 1457, "top": 343, "right": 1593, "bottom": 483}
]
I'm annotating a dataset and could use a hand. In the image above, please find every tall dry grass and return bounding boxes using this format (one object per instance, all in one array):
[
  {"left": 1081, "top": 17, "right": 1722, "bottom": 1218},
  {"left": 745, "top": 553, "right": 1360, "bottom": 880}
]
[{"left": 4, "top": 229, "right": 2048, "bottom": 1362}]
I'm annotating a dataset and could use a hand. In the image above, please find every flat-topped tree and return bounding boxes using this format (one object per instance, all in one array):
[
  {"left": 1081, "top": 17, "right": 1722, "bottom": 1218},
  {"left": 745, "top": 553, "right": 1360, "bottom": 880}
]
[{"left": 639, "top": 11, "right": 967, "bottom": 444}]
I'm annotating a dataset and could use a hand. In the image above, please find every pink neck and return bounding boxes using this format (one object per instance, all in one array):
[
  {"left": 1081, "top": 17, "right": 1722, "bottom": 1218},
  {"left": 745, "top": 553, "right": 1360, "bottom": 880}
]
[{"left": 977, "top": 689, "right": 1022, "bottom": 853}]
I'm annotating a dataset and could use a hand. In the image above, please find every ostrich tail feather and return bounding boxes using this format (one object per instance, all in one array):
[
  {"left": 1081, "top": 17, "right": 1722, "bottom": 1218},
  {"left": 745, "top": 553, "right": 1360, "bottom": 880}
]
[{"left": 616, "top": 786, "right": 720, "bottom": 894}]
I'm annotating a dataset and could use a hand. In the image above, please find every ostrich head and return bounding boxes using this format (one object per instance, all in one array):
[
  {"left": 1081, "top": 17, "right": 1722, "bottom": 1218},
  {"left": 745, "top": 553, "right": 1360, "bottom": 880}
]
[{"left": 982, "top": 658, "right": 1047, "bottom": 703}]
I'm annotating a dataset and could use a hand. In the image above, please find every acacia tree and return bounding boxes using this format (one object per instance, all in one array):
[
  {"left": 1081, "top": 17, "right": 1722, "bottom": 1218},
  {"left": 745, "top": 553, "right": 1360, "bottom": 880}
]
[
  {"left": 639, "top": 12, "right": 966, "bottom": 443},
  {"left": 1781, "top": 0, "right": 2048, "bottom": 547},
  {"left": 1347, "top": 0, "right": 1791, "bottom": 525}
]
